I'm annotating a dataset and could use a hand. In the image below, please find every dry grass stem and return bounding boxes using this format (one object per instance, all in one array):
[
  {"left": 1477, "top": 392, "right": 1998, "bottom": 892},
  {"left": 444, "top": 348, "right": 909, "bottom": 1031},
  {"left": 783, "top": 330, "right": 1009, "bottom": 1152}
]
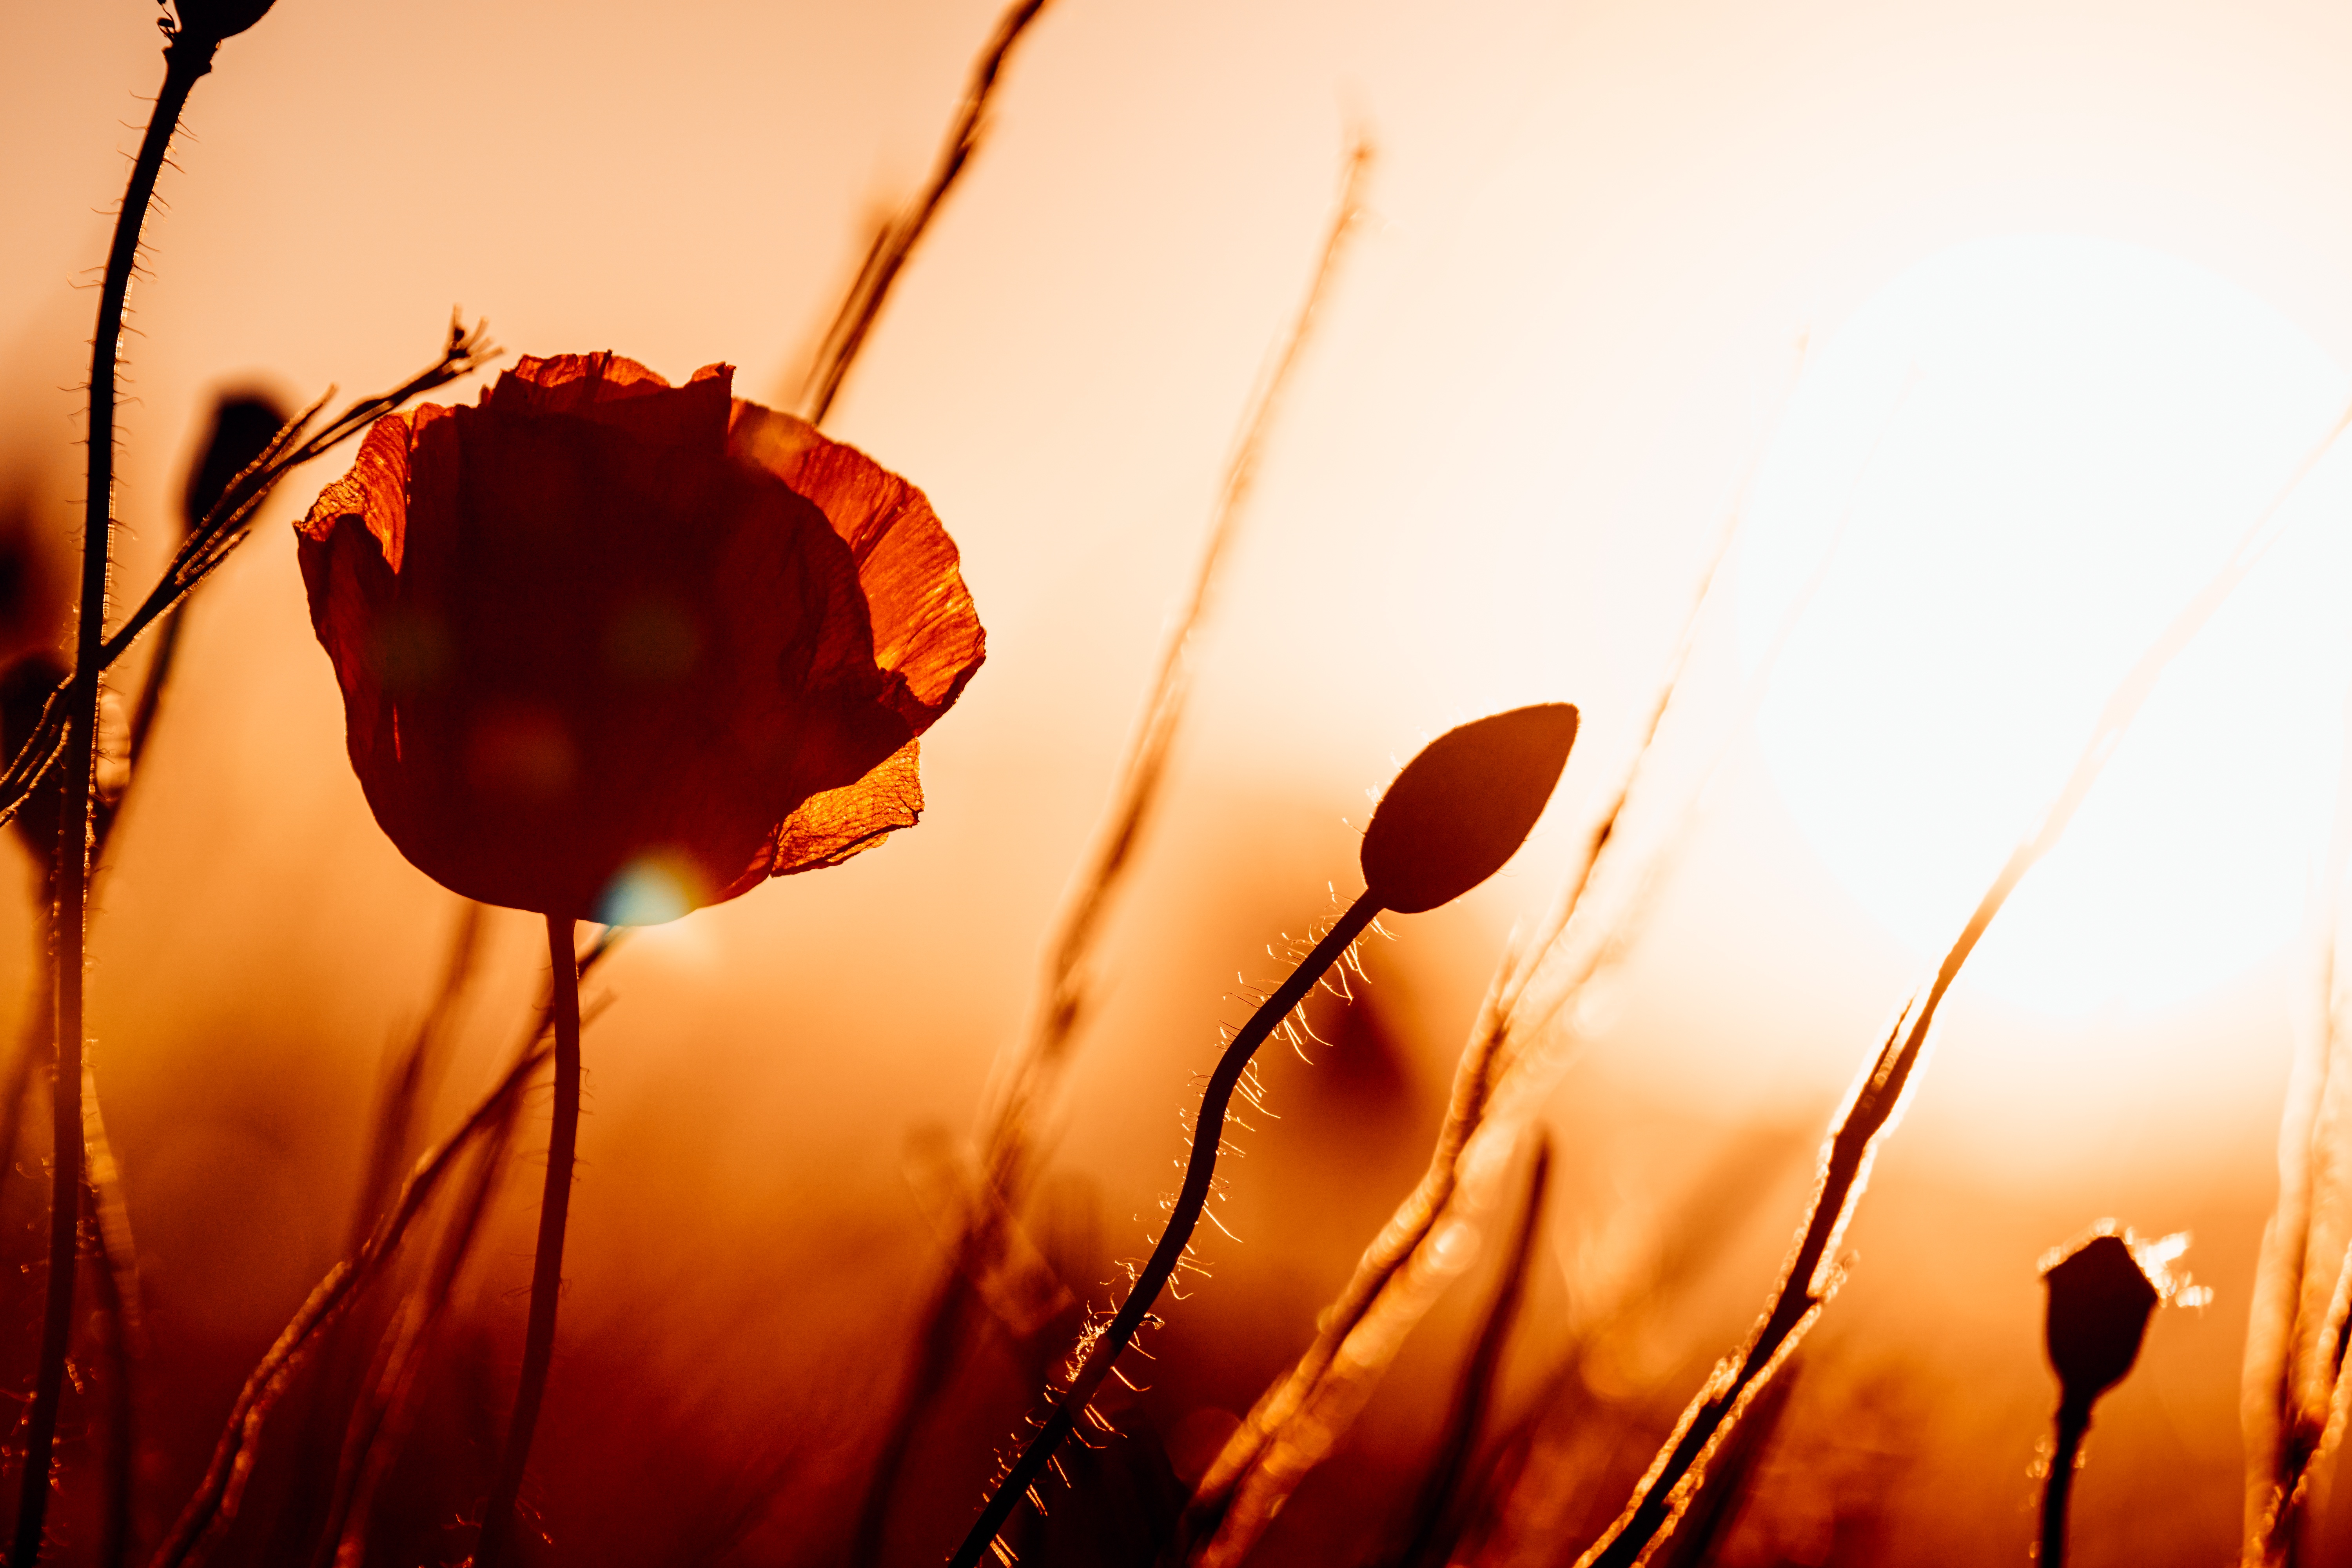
[
  {"left": 347, "top": 901, "right": 485, "bottom": 1254},
  {"left": 0, "top": 316, "right": 496, "bottom": 838},
  {"left": 1568, "top": 400, "right": 2352, "bottom": 1568},
  {"left": 800, "top": 0, "right": 1054, "bottom": 425},
  {"left": 976, "top": 132, "right": 1375, "bottom": 1202},
  {"left": 2241, "top": 698, "right": 2352, "bottom": 1566},
  {"left": 1377, "top": 1136, "right": 1553, "bottom": 1568},
  {"left": 148, "top": 1031, "right": 561, "bottom": 1568},
  {"left": 850, "top": 136, "right": 1373, "bottom": 1566},
  {"left": 1176, "top": 424, "right": 1748, "bottom": 1567}
]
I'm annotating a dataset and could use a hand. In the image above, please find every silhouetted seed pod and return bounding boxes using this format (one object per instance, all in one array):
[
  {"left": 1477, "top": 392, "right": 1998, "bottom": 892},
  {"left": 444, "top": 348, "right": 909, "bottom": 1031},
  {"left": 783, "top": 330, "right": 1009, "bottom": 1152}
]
[
  {"left": 2043, "top": 1232, "right": 2158, "bottom": 1407},
  {"left": 182, "top": 392, "right": 289, "bottom": 537},
  {"left": 1360, "top": 702, "right": 1579, "bottom": 914},
  {"left": 164, "top": 0, "right": 277, "bottom": 47}
]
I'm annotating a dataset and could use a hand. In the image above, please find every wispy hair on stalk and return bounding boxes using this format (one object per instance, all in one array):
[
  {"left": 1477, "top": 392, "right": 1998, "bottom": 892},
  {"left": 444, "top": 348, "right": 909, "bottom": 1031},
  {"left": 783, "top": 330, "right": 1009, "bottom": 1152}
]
[
  {"left": 947, "top": 706, "right": 1579, "bottom": 1568},
  {"left": 1173, "top": 417, "right": 1754, "bottom": 1568},
  {"left": 850, "top": 134, "right": 1373, "bottom": 1567}
]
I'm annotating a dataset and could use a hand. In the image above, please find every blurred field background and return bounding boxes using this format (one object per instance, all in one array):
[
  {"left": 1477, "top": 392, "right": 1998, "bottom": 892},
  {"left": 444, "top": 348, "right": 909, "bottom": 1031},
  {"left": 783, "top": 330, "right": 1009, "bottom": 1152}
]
[{"left": 11, "top": 2, "right": 2352, "bottom": 1564}]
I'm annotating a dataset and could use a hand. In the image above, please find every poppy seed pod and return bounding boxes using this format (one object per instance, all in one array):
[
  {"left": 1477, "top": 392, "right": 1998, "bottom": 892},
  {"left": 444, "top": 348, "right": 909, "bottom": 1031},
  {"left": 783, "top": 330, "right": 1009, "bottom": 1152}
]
[
  {"left": 2042, "top": 1231, "right": 2159, "bottom": 1407},
  {"left": 167, "top": 0, "right": 276, "bottom": 48},
  {"left": 296, "top": 353, "right": 985, "bottom": 922},
  {"left": 1360, "top": 703, "right": 1579, "bottom": 914}
]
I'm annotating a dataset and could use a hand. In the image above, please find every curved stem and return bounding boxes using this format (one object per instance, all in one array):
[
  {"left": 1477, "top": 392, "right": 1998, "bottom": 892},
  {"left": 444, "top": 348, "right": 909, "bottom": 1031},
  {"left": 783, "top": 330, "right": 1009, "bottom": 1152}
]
[
  {"left": 947, "top": 893, "right": 1380, "bottom": 1568},
  {"left": 11, "top": 38, "right": 214, "bottom": 1568},
  {"left": 2039, "top": 1397, "right": 2091, "bottom": 1568},
  {"left": 477, "top": 915, "right": 583, "bottom": 1568}
]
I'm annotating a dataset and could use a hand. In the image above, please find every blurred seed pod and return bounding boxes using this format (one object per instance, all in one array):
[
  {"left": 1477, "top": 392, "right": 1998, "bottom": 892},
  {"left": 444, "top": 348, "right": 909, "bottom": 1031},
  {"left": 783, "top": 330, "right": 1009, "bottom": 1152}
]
[{"left": 2042, "top": 1230, "right": 2160, "bottom": 1408}]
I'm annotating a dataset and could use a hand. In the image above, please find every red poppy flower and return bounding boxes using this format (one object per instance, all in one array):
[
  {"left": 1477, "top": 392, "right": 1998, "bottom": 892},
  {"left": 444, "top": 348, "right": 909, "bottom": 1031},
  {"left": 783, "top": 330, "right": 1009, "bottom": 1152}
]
[{"left": 295, "top": 352, "right": 985, "bottom": 920}]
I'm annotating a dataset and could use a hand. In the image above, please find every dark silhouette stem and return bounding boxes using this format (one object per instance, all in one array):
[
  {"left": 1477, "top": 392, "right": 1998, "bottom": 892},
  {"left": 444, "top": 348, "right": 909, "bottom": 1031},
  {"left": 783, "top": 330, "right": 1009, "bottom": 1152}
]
[
  {"left": 2039, "top": 1396, "right": 2091, "bottom": 1568},
  {"left": 948, "top": 893, "right": 1381, "bottom": 1568},
  {"left": 12, "top": 35, "right": 214, "bottom": 1568},
  {"left": 477, "top": 915, "right": 583, "bottom": 1568}
]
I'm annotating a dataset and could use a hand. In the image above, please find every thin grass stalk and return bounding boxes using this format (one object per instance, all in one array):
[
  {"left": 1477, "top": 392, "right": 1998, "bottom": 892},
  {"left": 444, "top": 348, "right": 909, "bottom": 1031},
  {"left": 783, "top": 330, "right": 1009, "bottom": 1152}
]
[
  {"left": 11, "top": 32, "right": 218, "bottom": 1565},
  {"left": 851, "top": 136, "right": 1373, "bottom": 1566},
  {"left": 319, "top": 1106, "right": 521, "bottom": 1568},
  {"left": 0, "top": 317, "right": 495, "bottom": 840},
  {"left": 1566, "top": 403, "right": 2352, "bottom": 1568},
  {"left": 976, "top": 134, "right": 1374, "bottom": 1199},
  {"left": 146, "top": 1038, "right": 555, "bottom": 1568},
  {"left": 949, "top": 897, "right": 1382, "bottom": 1568},
  {"left": 81, "top": 1064, "right": 143, "bottom": 1568},
  {"left": 1379, "top": 1137, "right": 1552, "bottom": 1568},
  {"left": 1178, "top": 440, "right": 1746, "bottom": 1566},
  {"left": 1452, "top": 1125, "right": 1809, "bottom": 1568},
  {"left": 474, "top": 915, "right": 584, "bottom": 1568},
  {"left": 347, "top": 902, "right": 485, "bottom": 1254},
  {"left": 320, "top": 932, "right": 617, "bottom": 1568},
  {"left": 2243, "top": 702, "right": 2352, "bottom": 1566},
  {"left": 800, "top": 0, "right": 1053, "bottom": 424}
]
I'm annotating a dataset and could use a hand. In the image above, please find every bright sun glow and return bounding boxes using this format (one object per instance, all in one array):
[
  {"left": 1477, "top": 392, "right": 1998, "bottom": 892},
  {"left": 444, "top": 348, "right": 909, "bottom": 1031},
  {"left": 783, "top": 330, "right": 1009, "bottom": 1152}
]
[{"left": 1738, "top": 235, "right": 2352, "bottom": 1015}]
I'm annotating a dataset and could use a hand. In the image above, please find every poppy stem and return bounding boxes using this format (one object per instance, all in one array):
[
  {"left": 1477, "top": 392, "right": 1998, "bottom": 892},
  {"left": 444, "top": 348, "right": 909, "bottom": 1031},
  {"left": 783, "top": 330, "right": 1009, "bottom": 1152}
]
[
  {"left": 2039, "top": 1395, "right": 2091, "bottom": 1567},
  {"left": 477, "top": 915, "right": 583, "bottom": 1568},
  {"left": 8, "top": 34, "right": 215, "bottom": 1568},
  {"left": 946, "top": 892, "right": 1380, "bottom": 1568}
]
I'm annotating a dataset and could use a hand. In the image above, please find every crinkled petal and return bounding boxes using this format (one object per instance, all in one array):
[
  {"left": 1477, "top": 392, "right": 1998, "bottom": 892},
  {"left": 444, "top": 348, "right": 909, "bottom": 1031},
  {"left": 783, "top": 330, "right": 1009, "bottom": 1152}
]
[
  {"left": 728, "top": 402, "right": 986, "bottom": 729},
  {"left": 768, "top": 737, "right": 926, "bottom": 877}
]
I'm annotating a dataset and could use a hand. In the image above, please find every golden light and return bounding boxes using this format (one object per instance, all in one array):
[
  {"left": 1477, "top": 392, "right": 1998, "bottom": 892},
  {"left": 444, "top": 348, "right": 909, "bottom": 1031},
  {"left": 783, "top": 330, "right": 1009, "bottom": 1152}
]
[{"left": 1737, "top": 233, "right": 2352, "bottom": 1014}]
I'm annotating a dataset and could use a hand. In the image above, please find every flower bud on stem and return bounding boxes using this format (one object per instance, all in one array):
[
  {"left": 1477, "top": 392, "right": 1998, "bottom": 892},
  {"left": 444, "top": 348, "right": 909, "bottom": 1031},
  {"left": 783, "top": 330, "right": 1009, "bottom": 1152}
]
[
  {"left": 475, "top": 915, "right": 583, "bottom": 1568},
  {"left": 8, "top": 30, "right": 218, "bottom": 1568},
  {"left": 2035, "top": 1230, "right": 2158, "bottom": 1568},
  {"left": 948, "top": 894, "right": 1381, "bottom": 1568}
]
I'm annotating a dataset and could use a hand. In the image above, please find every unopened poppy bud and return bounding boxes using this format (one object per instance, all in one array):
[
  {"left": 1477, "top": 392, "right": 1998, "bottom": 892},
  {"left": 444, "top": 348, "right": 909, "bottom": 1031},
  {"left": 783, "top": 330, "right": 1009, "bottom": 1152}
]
[
  {"left": 163, "top": 0, "right": 277, "bottom": 48},
  {"left": 2042, "top": 1231, "right": 2159, "bottom": 1407},
  {"left": 1359, "top": 703, "right": 1579, "bottom": 914},
  {"left": 182, "top": 392, "right": 289, "bottom": 537}
]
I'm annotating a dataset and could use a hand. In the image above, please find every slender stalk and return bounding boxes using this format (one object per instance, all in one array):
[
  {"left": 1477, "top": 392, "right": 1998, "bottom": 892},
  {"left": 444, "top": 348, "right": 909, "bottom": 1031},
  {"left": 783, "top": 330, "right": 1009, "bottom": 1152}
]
[
  {"left": 2040, "top": 1397, "right": 2091, "bottom": 1568},
  {"left": 948, "top": 894, "right": 1380, "bottom": 1568},
  {"left": 477, "top": 916, "right": 584, "bottom": 1568},
  {"left": 1383, "top": 1140, "right": 1550, "bottom": 1568},
  {"left": 11, "top": 35, "right": 215, "bottom": 1568},
  {"left": 852, "top": 136, "right": 1374, "bottom": 1568},
  {"left": 151, "top": 938, "right": 611, "bottom": 1568},
  {"left": 801, "top": 0, "right": 1053, "bottom": 424}
]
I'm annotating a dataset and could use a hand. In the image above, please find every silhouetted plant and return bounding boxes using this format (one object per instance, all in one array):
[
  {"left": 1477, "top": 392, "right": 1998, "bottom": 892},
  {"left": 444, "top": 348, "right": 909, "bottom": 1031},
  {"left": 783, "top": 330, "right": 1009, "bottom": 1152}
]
[
  {"left": 948, "top": 702, "right": 1579, "bottom": 1568},
  {"left": 2038, "top": 1227, "right": 2162, "bottom": 1568},
  {"left": 7, "top": 5, "right": 293, "bottom": 1559},
  {"left": 291, "top": 350, "right": 985, "bottom": 1564}
]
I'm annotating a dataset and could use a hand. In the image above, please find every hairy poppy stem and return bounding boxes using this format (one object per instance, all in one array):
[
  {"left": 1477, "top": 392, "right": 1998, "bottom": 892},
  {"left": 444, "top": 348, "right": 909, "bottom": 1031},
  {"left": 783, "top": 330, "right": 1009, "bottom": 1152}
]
[
  {"left": 947, "top": 893, "right": 1380, "bottom": 1568},
  {"left": 10, "top": 34, "right": 216, "bottom": 1568},
  {"left": 477, "top": 915, "right": 583, "bottom": 1568},
  {"left": 2039, "top": 1396, "right": 2091, "bottom": 1568}
]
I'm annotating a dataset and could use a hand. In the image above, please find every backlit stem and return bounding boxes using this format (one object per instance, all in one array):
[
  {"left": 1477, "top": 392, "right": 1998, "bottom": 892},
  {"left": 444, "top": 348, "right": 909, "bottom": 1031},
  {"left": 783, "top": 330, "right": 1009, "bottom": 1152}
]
[
  {"left": 947, "top": 893, "right": 1380, "bottom": 1568},
  {"left": 9, "top": 34, "right": 216, "bottom": 1568},
  {"left": 477, "top": 915, "right": 583, "bottom": 1568},
  {"left": 2039, "top": 1396, "right": 2091, "bottom": 1568}
]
